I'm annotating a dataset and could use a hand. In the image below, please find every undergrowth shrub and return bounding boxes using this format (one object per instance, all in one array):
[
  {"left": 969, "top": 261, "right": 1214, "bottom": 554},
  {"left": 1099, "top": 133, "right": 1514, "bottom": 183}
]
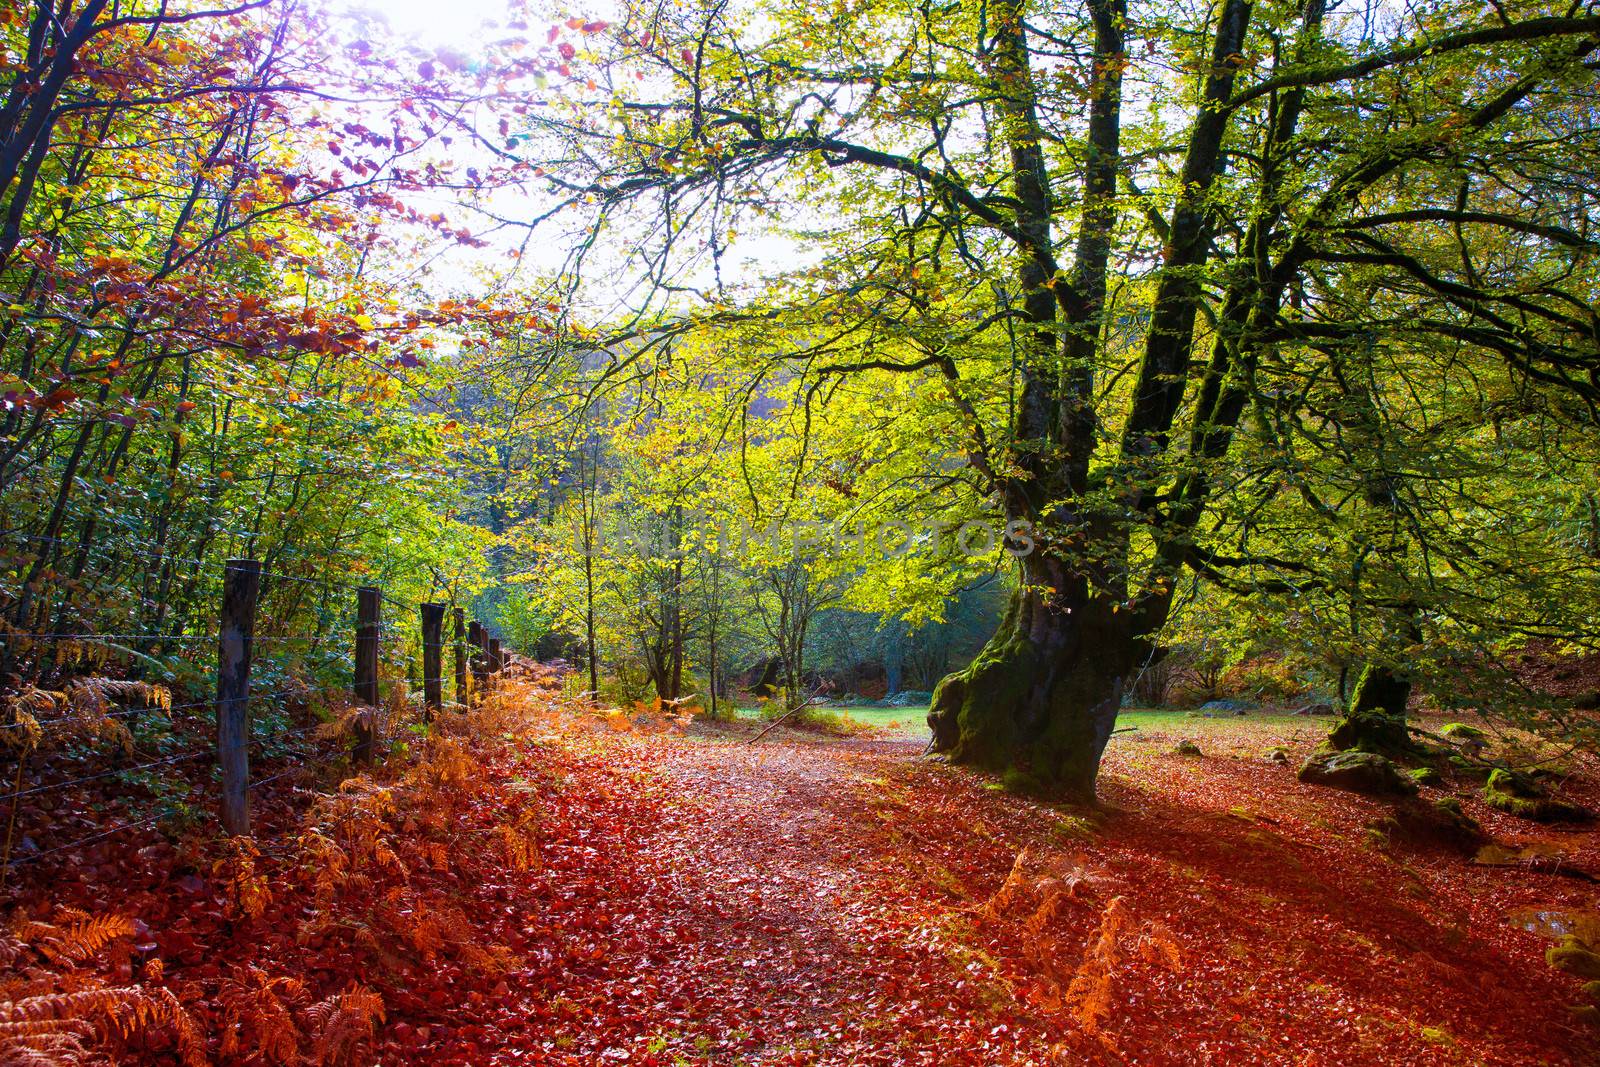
[
  {"left": 1219, "top": 655, "right": 1313, "bottom": 705},
  {"left": 975, "top": 849, "right": 1183, "bottom": 1047}
]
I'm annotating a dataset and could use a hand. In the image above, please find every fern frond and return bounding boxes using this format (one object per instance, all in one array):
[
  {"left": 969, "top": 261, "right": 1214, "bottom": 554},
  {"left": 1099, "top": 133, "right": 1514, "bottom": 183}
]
[
  {"left": 304, "top": 985, "right": 383, "bottom": 1067},
  {"left": 312, "top": 704, "right": 373, "bottom": 742},
  {"left": 0, "top": 986, "right": 203, "bottom": 1067},
  {"left": 214, "top": 837, "right": 273, "bottom": 922},
  {"left": 219, "top": 965, "right": 306, "bottom": 1064},
  {"left": 0, "top": 689, "right": 54, "bottom": 752},
  {"left": 18, "top": 913, "right": 135, "bottom": 966},
  {"left": 495, "top": 811, "right": 541, "bottom": 873}
]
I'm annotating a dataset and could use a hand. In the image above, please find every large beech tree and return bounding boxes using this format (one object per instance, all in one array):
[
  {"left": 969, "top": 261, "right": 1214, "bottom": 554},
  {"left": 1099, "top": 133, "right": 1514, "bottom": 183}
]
[{"left": 521, "top": 0, "right": 1600, "bottom": 797}]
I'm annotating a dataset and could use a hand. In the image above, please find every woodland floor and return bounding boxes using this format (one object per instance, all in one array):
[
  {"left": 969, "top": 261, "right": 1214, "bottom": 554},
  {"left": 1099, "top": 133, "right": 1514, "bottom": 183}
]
[
  {"left": 484, "top": 716, "right": 1600, "bottom": 1067},
  {"left": 6, "top": 688, "right": 1600, "bottom": 1066}
]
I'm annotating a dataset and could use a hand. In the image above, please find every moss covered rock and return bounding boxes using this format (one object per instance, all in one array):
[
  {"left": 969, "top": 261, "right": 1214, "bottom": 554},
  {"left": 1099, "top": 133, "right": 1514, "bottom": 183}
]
[
  {"left": 1371, "top": 797, "right": 1483, "bottom": 852},
  {"left": 1439, "top": 722, "right": 1487, "bottom": 741},
  {"left": 1174, "top": 740, "right": 1203, "bottom": 757},
  {"left": 1428, "top": 797, "right": 1482, "bottom": 842},
  {"left": 1407, "top": 766, "right": 1443, "bottom": 787},
  {"left": 1297, "top": 750, "right": 1418, "bottom": 797},
  {"left": 1446, "top": 754, "right": 1493, "bottom": 782},
  {"left": 1548, "top": 936, "right": 1600, "bottom": 981},
  {"left": 1327, "top": 709, "right": 1413, "bottom": 754},
  {"left": 1483, "top": 769, "right": 1593, "bottom": 823}
]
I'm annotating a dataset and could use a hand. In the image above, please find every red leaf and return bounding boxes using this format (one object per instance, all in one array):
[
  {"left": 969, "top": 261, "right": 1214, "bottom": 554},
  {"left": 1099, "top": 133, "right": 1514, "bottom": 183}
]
[{"left": 558, "top": 42, "right": 575, "bottom": 61}]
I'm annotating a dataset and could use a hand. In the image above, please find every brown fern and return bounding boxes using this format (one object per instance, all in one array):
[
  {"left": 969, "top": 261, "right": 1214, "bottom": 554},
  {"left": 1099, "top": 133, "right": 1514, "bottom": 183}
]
[
  {"left": 0, "top": 985, "right": 204, "bottom": 1067},
  {"left": 304, "top": 985, "right": 384, "bottom": 1067},
  {"left": 0, "top": 690, "right": 55, "bottom": 753},
  {"left": 1063, "top": 896, "right": 1183, "bottom": 1041},
  {"left": 64, "top": 679, "right": 171, "bottom": 755},
  {"left": 496, "top": 809, "right": 541, "bottom": 873},
  {"left": 214, "top": 837, "right": 273, "bottom": 922},
  {"left": 219, "top": 965, "right": 307, "bottom": 1064},
  {"left": 13, "top": 910, "right": 136, "bottom": 967}
]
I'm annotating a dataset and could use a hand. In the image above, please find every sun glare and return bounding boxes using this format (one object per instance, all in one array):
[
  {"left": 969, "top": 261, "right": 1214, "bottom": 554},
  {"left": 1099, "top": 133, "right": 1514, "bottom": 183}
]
[{"left": 329, "top": 0, "right": 519, "bottom": 49}]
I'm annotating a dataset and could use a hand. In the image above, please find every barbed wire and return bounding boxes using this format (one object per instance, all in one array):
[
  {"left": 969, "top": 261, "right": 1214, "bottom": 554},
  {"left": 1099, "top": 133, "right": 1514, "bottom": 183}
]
[
  {"left": 0, "top": 536, "right": 499, "bottom": 871},
  {"left": 0, "top": 632, "right": 221, "bottom": 643},
  {"left": 0, "top": 748, "right": 214, "bottom": 806},
  {"left": 0, "top": 630, "right": 407, "bottom": 646},
  {"left": 246, "top": 768, "right": 305, "bottom": 792},
  {"left": 0, "top": 685, "right": 361, "bottom": 733},
  {"left": 3, "top": 808, "right": 176, "bottom": 869},
  {"left": 0, "top": 529, "right": 438, "bottom": 602},
  {"left": 0, "top": 529, "right": 228, "bottom": 577}
]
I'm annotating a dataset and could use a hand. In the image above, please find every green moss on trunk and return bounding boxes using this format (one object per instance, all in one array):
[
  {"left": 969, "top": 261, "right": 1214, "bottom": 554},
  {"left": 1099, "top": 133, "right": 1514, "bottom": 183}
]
[
  {"left": 1328, "top": 662, "right": 1417, "bottom": 755},
  {"left": 927, "top": 584, "right": 1135, "bottom": 801}
]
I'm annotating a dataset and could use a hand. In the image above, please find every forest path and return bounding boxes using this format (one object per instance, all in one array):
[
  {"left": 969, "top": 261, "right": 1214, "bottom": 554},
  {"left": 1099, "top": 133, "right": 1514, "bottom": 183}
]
[
  {"left": 616, "top": 732, "right": 1048, "bottom": 1064},
  {"left": 437, "top": 725, "right": 1049, "bottom": 1066}
]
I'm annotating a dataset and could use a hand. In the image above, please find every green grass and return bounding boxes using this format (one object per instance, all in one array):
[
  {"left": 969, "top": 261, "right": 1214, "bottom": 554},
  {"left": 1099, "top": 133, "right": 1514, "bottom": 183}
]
[
  {"left": 1114, "top": 707, "right": 1334, "bottom": 730},
  {"left": 832, "top": 705, "right": 930, "bottom": 736},
  {"left": 1111, "top": 707, "right": 1337, "bottom": 757},
  {"left": 722, "top": 704, "right": 1336, "bottom": 745},
  {"left": 730, "top": 703, "right": 932, "bottom": 738}
]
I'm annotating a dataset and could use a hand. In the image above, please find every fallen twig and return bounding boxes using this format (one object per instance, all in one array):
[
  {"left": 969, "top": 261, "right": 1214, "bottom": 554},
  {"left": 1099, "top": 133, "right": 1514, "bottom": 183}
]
[{"left": 744, "top": 697, "right": 828, "bottom": 745}]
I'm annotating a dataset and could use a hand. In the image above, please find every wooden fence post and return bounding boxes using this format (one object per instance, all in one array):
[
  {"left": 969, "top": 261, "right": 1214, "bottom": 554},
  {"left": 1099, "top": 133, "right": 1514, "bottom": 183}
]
[
  {"left": 421, "top": 602, "right": 444, "bottom": 719},
  {"left": 488, "top": 638, "right": 504, "bottom": 680},
  {"left": 469, "top": 622, "right": 488, "bottom": 698},
  {"left": 354, "top": 586, "right": 380, "bottom": 764},
  {"left": 216, "top": 559, "right": 261, "bottom": 837},
  {"left": 452, "top": 607, "right": 467, "bottom": 707}
]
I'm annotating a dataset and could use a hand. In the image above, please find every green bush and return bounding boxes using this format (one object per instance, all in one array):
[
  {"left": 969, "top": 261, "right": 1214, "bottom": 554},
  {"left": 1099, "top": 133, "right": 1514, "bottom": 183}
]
[{"left": 496, "top": 588, "right": 555, "bottom": 654}]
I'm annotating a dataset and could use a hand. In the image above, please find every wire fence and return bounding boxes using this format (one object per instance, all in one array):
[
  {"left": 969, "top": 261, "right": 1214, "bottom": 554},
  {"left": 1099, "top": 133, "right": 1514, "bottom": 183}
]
[{"left": 0, "top": 534, "right": 509, "bottom": 873}]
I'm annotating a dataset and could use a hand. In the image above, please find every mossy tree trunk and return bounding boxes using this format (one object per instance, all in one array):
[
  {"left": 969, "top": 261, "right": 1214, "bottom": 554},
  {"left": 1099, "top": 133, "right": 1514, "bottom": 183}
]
[
  {"left": 1328, "top": 662, "right": 1415, "bottom": 753},
  {"left": 1329, "top": 601, "right": 1424, "bottom": 755},
  {"left": 927, "top": 553, "right": 1148, "bottom": 801}
]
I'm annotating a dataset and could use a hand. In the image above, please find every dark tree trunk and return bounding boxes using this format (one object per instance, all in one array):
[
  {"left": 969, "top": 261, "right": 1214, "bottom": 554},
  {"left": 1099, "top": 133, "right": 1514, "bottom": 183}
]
[
  {"left": 927, "top": 556, "right": 1146, "bottom": 800},
  {"left": 1328, "top": 662, "right": 1416, "bottom": 754}
]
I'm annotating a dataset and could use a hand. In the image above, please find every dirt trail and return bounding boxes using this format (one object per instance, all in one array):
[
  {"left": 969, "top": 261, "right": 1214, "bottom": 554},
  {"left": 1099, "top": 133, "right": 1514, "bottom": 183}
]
[
  {"left": 611, "top": 734, "right": 1046, "bottom": 1064},
  {"left": 432, "top": 727, "right": 1045, "bottom": 1066}
]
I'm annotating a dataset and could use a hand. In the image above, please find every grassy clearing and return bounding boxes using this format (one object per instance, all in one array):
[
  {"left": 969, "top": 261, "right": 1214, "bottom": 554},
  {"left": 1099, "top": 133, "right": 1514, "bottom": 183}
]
[
  {"left": 728, "top": 703, "right": 933, "bottom": 738},
  {"left": 1112, "top": 707, "right": 1338, "bottom": 750},
  {"left": 724, "top": 704, "right": 1340, "bottom": 745}
]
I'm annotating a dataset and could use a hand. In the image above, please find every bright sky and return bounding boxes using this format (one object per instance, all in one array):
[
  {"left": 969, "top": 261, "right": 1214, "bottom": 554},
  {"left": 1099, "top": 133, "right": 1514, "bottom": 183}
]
[
  {"left": 332, "top": 0, "right": 522, "bottom": 49},
  {"left": 315, "top": 0, "right": 808, "bottom": 313}
]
